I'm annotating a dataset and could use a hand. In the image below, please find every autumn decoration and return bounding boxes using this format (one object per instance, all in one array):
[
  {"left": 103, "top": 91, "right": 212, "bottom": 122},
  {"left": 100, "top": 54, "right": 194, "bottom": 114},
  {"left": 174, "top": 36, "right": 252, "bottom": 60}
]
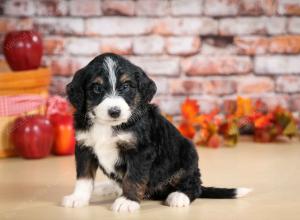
[{"left": 177, "top": 97, "right": 298, "bottom": 148}]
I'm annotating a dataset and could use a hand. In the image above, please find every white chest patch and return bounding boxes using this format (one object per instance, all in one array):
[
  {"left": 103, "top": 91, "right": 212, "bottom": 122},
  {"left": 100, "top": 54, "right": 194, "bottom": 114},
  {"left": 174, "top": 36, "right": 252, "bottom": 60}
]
[{"left": 76, "top": 124, "right": 134, "bottom": 176}]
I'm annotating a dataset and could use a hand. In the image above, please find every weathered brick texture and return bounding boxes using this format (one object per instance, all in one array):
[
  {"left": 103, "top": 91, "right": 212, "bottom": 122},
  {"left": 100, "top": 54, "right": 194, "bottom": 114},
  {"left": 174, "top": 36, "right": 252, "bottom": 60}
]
[
  {"left": 0, "top": 0, "right": 300, "bottom": 114},
  {"left": 182, "top": 56, "right": 252, "bottom": 75}
]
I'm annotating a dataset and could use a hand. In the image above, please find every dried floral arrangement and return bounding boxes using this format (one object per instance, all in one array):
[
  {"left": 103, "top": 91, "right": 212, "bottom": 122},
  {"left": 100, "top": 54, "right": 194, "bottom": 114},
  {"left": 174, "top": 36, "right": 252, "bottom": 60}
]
[{"left": 176, "top": 97, "right": 299, "bottom": 148}]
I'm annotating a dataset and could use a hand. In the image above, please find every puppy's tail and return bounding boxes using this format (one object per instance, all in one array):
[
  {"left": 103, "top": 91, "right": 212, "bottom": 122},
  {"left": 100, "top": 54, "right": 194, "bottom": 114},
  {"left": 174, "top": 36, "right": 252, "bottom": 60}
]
[{"left": 199, "top": 186, "right": 252, "bottom": 199}]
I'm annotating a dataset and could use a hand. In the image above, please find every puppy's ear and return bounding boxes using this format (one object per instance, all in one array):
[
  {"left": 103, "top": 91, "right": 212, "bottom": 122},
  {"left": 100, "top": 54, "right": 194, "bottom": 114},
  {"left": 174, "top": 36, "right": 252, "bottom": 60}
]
[
  {"left": 136, "top": 68, "right": 157, "bottom": 103},
  {"left": 66, "top": 68, "right": 86, "bottom": 111}
]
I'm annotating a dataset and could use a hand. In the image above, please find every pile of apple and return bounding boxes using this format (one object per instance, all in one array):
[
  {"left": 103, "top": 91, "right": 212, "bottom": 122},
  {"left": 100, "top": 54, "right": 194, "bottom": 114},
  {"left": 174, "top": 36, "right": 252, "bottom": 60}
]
[
  {"left": 2, "top": 30, "right": 75, "bottom": 159},
  {"left": 10, "top": 97, "right": 75, "bottom": 159}
]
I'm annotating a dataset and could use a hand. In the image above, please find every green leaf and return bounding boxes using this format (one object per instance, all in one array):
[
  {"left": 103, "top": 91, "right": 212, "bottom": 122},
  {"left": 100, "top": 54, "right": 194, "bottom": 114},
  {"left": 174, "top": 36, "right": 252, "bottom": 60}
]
[
  {"left": 224, "top": 135, "right": 238, "bottom": 147},
  {"left": 283, "top": 121, "right": 297, "bottom": 138}
]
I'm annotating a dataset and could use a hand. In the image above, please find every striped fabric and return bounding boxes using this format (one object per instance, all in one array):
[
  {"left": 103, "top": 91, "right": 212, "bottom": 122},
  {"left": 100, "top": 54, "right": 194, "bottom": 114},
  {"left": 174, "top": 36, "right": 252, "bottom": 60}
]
[{"left": 0, "top": 95, "right": 46, "bottom": 117}]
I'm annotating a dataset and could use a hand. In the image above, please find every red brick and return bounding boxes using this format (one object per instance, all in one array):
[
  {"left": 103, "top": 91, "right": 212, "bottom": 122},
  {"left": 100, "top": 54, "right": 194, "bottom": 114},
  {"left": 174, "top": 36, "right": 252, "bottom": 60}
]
[
  {"left": 236, "top": 76, "right": 274, "bottom": 94},
  {"left": 266, "top": 17, "right": 287, "bottom": 35},
  {"left": 66, "top": 38, "right": 101, "bottom": 56},
  {"left": 129, "top": 56, "right": 179, "bottom": 76},
  {"left": 201, "top": 43, "right": 237, "bottom": 55},
  {"left": 152, "top": 96, "right": 184, "bottom": 115},
  {"left": 291, "top": 94, "right": 300, "bottom": 111},
  {"left": 269, "top": 35, "right": 300, "bottom": 54},
  {"left": 36, "top": 0, "right": 68, "bottom": 16},
  {"left": 4, "top": 0, "right": 35, "bottom": 16},
  {"left": 201, "top": 38, "right": 237, "bottom": 55},
  {"left": 169, "top": 79, "right": 203, "bottom": 95},
  {"left": 278, "top": 0, "right": 300, "bottom": 15},
  {"left": 133, "top": 36, "right": 165, "bottom": 55},
  {"left": 101, "top": 38, "right": 133, "bottom": 55},
  {"left": 34, "top": 18, "right": 84, "bottom": 35},
  {"left": 170, "top": 0, "right": 203, "bottom": 16},
  {"left": 153, "top": 18, "right": 217, "bottom": 36},
  {"left": 234, "top": 36, "right": 269, "bottom": 55},
  {"left": 204, "top": 0, "right": 239, "bottom": 16},
  {"left": 239, "top": 0, "right": 278, "bottom": 16},
  {"left": 44, "top": 37, "right": 65, "bottom": 55},
  {"left": 220, "top": 17, "right": 286, "bottom": 36},
  {"left": 102, "top": 0, "right": 135, "bottom": 16},
  {"left": 182, "top": 56, "right": 252, "bottom": 75},
  {"left": 0, "top": 18, "right": 33, "bottom": 34},
  {"left": 255, "top": 55, "right": 300, "bottom": 74},
  {"left": 276, "top": 76, "right": 300, "bottom": 93},
  {"left": 203, "top": 79, "right": 236, "bottom": 95},
  {"left": 86, "top": 17, "right": 154, "bottom": 36},
  {"left": 166, "top": 36, "right": 201, "bottom": 55},
  {"left": 220, "top": 17, "right": 265, "bottom": 35},
  {"left": 49, "top": 56, "right": 91, "bottom": 76},
  {"left": 151, "top": 77, "right": 169, "bottom": 94},
  {"left": 69, "top": 0, "right": 102, "bottom": 16},
  {"left": 261, "top": 0, "right": 278, "bottom": 15},
  {"left": 235, "top": 35, "right": 300, "bottom": 55},
  {"left": 288, "top": 17, "right": 300, "bottom": 34},
  {"left": 136, "top": 0, "right": 169, "bottom": 16}
]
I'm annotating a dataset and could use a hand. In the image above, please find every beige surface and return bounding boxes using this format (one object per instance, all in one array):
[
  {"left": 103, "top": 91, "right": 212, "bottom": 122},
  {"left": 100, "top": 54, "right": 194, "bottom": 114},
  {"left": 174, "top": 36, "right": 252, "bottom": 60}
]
[{"left": 0, "top": 140, "right": 300, "bottom": 220}]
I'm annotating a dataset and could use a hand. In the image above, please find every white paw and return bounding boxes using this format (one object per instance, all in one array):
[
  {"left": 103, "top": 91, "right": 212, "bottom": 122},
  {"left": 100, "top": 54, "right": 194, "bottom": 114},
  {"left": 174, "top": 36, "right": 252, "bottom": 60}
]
[
  {"left": 235, "top": 188, "right": 252, "bottom": 198},
  {"left": 166, "top": 192, "right": 190, "bottom": 208},
  {"left": 93, "top": 181, "right": 122, "bottom": 197},
  {"left": 111, "top": 196, "right": 140, "bottom": 212},
  {"left": 62, "top": 194, "right": 89, "bottom": 208}
]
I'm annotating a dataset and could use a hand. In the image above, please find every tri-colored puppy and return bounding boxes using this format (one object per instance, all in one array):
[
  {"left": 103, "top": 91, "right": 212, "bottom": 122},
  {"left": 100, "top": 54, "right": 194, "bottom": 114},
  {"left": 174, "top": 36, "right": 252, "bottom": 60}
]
[{"left": 62, "top": 53, "right": 251, "bottom": 212}]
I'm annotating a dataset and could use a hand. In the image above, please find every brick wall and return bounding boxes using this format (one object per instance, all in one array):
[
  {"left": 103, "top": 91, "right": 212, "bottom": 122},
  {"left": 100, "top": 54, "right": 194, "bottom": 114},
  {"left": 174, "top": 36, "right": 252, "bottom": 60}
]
[{"left": 1, "top": 0, "right": 300, "bottom": 115}]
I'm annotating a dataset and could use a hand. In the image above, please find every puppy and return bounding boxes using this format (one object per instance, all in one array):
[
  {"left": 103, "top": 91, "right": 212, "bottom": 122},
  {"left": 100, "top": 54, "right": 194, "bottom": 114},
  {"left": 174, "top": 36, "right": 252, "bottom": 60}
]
[{"left": 62, "top": 53, "right": 251, "bottom": 212}]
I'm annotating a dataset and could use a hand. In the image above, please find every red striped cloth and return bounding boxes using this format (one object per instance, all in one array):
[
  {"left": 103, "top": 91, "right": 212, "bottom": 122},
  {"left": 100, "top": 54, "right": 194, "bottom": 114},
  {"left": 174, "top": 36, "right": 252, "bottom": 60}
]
[{"left": 0, "top": 95, "right": 46, "bottom": 117}]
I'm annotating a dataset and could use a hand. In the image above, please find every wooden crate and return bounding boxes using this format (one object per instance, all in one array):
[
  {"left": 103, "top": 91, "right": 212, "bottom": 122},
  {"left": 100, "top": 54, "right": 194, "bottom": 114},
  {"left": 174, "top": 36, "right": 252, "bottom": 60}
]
[{"left": 0, "top": 61, "right": 51, "bottom": 158}]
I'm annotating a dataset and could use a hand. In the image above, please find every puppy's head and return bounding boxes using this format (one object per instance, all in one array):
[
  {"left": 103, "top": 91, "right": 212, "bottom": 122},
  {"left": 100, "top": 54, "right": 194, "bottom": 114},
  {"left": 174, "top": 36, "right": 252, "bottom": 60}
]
[{"left": 66, "top": 53, "right": 156, "bottom": 126}]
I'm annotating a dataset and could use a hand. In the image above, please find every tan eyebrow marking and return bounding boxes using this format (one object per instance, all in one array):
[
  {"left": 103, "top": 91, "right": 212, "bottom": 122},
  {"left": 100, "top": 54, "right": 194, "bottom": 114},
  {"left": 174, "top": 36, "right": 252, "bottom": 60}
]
[
  {"left": 120, "top": 74, "right": 131, "bottom": 83},
  {"left": 92, "top": 76, "right": 103, "bottom": 84}
]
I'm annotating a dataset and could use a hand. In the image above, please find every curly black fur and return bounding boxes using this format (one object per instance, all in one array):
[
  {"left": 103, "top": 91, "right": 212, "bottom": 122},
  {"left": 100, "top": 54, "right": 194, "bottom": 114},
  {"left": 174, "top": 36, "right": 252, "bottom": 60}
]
[{"left": 66, "top": 53, "right": 239, "bottom": 205}]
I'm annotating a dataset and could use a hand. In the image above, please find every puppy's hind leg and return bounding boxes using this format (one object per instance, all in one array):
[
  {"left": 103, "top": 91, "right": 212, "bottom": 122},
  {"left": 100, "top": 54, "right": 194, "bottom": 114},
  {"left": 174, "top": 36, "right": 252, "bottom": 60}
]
[
  {"left": 165, "top": 171, "right": 201, "bottom": 208},
  {"left": 93, "top": 180, "right": 122, "bottom": 197}
]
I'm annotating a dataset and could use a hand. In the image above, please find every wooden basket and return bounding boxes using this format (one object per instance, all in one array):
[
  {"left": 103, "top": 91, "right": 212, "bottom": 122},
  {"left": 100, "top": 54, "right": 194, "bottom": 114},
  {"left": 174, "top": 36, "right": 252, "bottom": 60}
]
[{"left": 0, "top": 61, "right": 51, "bottom": 158}]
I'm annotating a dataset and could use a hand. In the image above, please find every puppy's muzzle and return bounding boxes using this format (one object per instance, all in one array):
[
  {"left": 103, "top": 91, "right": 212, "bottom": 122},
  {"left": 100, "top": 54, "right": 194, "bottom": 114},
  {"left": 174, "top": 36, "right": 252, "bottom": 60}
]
[{"left": 108, "top": 106, "right": 121, "bottom": 118}]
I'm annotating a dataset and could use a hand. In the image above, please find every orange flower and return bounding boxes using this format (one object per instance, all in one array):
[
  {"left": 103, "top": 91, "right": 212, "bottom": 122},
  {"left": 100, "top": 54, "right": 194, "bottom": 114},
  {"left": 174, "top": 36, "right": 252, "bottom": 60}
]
[
  {"left": 181, "top": 98, "right": 200, "bottom": 120},
  {"left": 254, "top": 114, "right": 272, "bottom": 128},
  {"left": 178, "top": 122, "right": 196, "bottom": 139},
  {"left": 235, "top": 96, "right": 253, "bottom": 117}
]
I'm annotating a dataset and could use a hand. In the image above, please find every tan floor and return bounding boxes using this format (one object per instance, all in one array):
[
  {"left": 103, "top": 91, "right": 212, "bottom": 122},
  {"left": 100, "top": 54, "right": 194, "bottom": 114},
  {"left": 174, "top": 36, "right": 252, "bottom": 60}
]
[{"left": 1, "top": 139, "right": 300, "bottom": 220}]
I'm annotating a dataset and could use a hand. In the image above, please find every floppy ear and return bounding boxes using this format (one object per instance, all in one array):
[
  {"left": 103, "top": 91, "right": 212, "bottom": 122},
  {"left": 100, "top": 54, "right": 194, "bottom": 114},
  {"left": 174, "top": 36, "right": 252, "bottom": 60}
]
[
  {"left": 66, "top": 68, "right": 86, "bottom": 111},
  {"left": 136, "top": 68, "right": 157, "bottom": 103}
]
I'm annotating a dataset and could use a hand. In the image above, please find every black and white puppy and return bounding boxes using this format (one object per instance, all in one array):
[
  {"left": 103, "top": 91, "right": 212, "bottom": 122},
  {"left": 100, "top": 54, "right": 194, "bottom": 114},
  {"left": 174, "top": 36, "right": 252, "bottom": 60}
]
[{"left": 62, "top": 53, "right": 251, "bottom": 212}]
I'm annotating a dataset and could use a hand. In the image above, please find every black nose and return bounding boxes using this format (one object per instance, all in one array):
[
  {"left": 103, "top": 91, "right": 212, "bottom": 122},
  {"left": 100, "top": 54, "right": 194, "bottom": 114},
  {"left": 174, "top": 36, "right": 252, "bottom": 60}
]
[{"left": 108, "top": 106, "right": 121, "bottom": 118}]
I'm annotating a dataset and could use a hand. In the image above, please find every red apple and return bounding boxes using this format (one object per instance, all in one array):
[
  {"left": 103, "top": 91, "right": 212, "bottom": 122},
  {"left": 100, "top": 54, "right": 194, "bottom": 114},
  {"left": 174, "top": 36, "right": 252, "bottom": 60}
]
[
  {"left": 3, "top": 30, "right": 43, "bottom": 71},
  {"left": 50, "top": 114, "right": 75, "bottom": 156},
  {"left": 10, "top": 115, "right": 54, "bottom": 159}
]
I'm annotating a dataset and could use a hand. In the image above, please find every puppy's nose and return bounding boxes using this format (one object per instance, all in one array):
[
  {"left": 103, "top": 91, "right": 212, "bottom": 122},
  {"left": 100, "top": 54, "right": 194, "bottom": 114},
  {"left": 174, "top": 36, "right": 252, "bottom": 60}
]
[{"left": 108, "top": 106, "right": 121, "bottom": 118}]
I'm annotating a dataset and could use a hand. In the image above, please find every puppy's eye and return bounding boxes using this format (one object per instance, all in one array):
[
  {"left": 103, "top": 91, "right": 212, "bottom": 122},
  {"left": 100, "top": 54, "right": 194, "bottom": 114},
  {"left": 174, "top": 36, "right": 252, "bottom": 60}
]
[
  {"left": 92, "top": 84, "right": 102, "bottom": 94},
  {"left": 119, "top": 83, "right": 130, "bottom": 92}
]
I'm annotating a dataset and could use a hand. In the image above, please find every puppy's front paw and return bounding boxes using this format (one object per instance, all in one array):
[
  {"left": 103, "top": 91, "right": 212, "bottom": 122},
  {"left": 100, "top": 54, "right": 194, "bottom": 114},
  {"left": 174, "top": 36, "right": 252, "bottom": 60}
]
[
  {"left": 111, "top": 196, "right": 140, "bottom": 212},
  {"left": 62, "top": 194, "right": 89, "bottom": 208},
  {"left": 166, "top": 192, "right": 190, "bottom": 208}
]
